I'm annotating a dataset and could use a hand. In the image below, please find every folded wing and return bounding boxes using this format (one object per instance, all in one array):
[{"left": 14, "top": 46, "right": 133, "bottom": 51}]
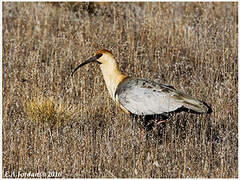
[{"left": 115, "top": 78, "right": 210, "bottom": 115}]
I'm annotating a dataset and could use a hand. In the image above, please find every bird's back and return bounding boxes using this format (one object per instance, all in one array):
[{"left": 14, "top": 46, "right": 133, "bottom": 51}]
[{"left": 115, "top": 77, "right": 211, "bottom": 115}]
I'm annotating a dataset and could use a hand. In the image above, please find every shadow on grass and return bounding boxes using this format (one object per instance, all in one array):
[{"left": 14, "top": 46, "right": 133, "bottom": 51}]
[{"left": 130, "top": 105, "right": 220, "bottom": 145}]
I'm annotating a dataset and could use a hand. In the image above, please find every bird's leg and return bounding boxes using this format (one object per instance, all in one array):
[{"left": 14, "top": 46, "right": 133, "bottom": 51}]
[
  {"left": 156, "top": 120, "right": 166, "bottom": 125},
  {"left": 140, "top": 128, "right": 145, "bottom": 140}
]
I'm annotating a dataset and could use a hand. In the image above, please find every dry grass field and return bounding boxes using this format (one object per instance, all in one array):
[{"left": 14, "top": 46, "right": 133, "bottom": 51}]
[{"left": 2, "top": 2, "right": 238, "bottom": 178}]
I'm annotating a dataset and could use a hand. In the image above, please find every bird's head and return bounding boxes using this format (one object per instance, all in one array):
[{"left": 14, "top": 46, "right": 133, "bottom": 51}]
[{"left": 71, "top": 49, "right": 117, "bottom": 76}]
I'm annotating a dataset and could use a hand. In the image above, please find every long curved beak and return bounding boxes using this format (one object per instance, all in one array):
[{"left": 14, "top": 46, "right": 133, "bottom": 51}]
[{"left": 71, "top": 53, "right": 102, "bottom": 76}]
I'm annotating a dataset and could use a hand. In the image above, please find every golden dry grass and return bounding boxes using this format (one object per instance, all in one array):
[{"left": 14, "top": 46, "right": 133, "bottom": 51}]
[
  {"left": 24, "top": 96, "right": 77, "bottom": 128},
  {"left": 2, "top": 2, "right": 238, "bottom": 178}
]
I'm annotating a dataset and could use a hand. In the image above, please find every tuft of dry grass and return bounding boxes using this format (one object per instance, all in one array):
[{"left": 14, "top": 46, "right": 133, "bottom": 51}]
[
  {"left": 24, "top": 96, "right": 76, "bottom": 128},
  {"left": 2, "top": 2, "right": 238, "bottom": 178}
]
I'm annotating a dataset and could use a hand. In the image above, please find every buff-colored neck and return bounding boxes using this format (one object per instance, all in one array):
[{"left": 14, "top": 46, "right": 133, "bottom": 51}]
[{"left": 100, "top": 62, "right": 127, "bottom": 101}]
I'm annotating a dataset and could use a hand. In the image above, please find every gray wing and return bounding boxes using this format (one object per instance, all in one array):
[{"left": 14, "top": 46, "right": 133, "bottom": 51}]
[{"left": 115, "top": 78, "right": 209, "bottom": 115}]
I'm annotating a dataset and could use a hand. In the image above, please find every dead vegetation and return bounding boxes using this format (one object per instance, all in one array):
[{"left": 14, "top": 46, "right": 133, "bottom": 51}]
[
  {"left": 2, "top": 2, "right": 238, "bottom": 178},
  {"left": 24, "top": 96, "right": 77, "bottom": 128}
]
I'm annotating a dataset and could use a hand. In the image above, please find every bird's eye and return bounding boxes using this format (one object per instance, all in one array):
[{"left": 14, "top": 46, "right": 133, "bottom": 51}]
[{"left": 95, "top": 53, "right": 103, "bottom": 59}]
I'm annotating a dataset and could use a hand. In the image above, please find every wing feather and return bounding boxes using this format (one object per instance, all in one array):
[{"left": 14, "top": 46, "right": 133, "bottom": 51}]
[{"left": 115, "top": 78, "right": 209, "bottom": 115}]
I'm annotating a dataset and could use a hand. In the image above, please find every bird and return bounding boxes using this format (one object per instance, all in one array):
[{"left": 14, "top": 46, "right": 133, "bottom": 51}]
[{"left": 71, "top": 49, "right": 212, "bottom": 133}]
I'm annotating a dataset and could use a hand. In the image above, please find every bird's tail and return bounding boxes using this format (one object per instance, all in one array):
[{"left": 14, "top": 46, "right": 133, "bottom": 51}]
[{"left": 181, "top": 95, "right": 212, "bottom": 114}]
